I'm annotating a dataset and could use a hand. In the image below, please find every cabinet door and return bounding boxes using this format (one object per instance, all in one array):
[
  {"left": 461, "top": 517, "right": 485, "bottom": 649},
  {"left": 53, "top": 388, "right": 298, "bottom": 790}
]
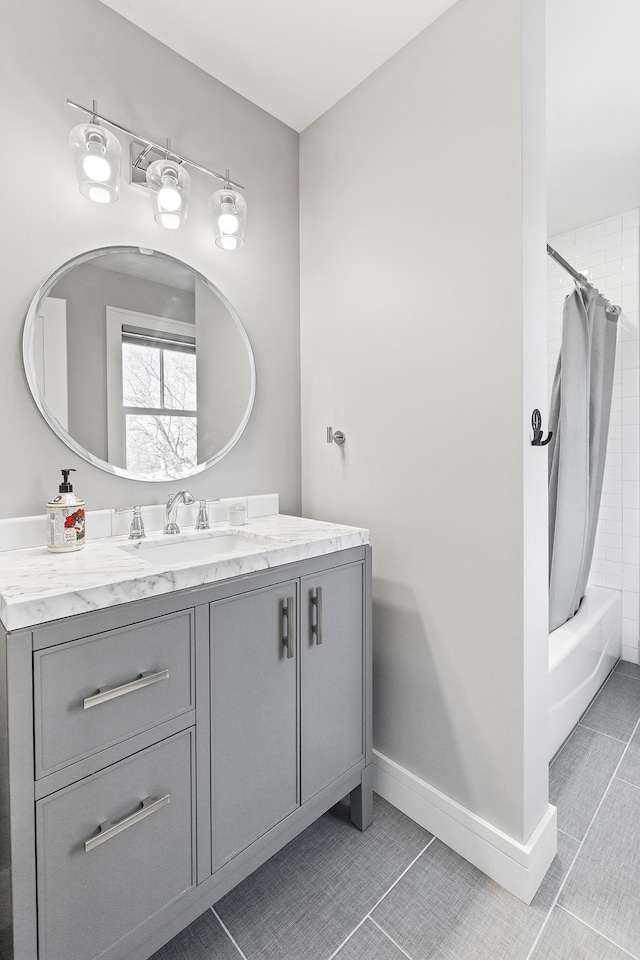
[
  {"left": 301, "top": 562, "right": 365, "bottom": 802},
  {"left": 211, "top": 581, "right": 299, "bottom": 867}
]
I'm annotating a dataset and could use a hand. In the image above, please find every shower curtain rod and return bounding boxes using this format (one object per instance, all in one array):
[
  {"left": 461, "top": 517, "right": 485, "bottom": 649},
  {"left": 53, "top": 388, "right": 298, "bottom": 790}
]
[{"left": 547, "top": 243, "right": 620, "bottom": 314}]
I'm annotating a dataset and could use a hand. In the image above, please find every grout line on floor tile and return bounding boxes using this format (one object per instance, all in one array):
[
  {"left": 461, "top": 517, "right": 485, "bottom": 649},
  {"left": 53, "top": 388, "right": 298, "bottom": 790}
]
[
  {"left": 325, "top": 838, "right": 435, "bottom": 960},
  {"left": 558, "top": 906, "right": 640, "bottom": 959},
  {"left": 613, "top": 773, "right": 640, "bottom": 791},
  {"left": 523, "top": 835, "right": 584, "bottom": 960},
  {"left": 211, "top": 907, "right": 250, "bottom": 960},
  {"left": 525, "top": 712, "right": 640, "bottom": 960},
  {"left": 369, "top": 917, "right": 416, "bottom": 960},
  {"left": 577, "top": 722, "right": 628, "bottom": 744}
]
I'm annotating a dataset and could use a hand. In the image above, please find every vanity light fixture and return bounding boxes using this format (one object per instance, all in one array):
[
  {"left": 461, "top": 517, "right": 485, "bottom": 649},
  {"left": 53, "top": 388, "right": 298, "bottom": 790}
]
[
  {"left": 67, "top": 99, "right": 246, "bottom": 248},
  {"left": 210, "top": 178, "right": 247, "bottom": 250},
  {"left": 146, "top": 150, "right": 191, "bottom": 230},
  {"left": 69, "top": 103, "right": 122, "bottom": 204}
]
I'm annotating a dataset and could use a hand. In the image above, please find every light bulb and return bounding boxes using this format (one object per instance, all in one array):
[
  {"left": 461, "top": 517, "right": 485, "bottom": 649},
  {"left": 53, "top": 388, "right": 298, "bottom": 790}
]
[
  {"left": 82, "top": 152, "right": 111, "bottom": 182},
  {"left": 158, "top": 181, "right": 182, "bottom": 212},
  {"left": 218, "top": 211, "right": 239, "bottom": 235}
]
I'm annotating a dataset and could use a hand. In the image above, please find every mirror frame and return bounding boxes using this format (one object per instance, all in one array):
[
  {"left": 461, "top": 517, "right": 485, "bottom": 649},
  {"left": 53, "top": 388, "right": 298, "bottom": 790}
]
[{"left": 23, "top": 246, "right": 257, "bottom": 481}]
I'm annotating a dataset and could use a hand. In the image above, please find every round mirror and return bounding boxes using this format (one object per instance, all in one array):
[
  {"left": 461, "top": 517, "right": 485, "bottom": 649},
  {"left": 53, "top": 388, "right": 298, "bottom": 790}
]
[{"left": 23, "top": 247, "right": 256, "bottom": 481}]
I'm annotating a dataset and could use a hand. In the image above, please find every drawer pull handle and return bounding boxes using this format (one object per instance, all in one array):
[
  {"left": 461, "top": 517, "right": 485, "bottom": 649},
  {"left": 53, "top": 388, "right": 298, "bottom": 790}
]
[
  {"left": 281, "top": 596, "right": 295, "bottom": 659},
  {"left": 311, "top": 587, "right": 323, "bottom": 645},
  {"left": 83, "top": 669, "right": 170, "bottom": 710},
  {"left": 84, "top": 794, "right": 170, "bottom": 852}
]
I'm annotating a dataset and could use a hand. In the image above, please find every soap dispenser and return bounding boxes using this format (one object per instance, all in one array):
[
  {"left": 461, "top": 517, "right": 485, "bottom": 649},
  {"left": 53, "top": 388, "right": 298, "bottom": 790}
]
[{"left": 47, "top": 469, "right": 86, "bottom": 552}]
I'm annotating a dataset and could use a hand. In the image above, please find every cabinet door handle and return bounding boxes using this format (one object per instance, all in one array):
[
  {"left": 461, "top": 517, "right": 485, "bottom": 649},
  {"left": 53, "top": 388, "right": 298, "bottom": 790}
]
[
  {"left": 311, "top": 587, "right": 323, "bottom": 645},
  {"left": 281, "top": 596, "right": 295, "bottom": 659},
  {"left": 84, "top": 794, "right": 170, "bottom": 852},
  {"left": 83, "top": 669, "right": 170, "bottom": 710}
]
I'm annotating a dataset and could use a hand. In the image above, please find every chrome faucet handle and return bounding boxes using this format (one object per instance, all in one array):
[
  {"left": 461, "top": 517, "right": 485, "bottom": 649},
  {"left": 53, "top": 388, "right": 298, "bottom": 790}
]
[
  {"left": 195, "top": 500, "right": 210, "bottom": 530},
  {"left": 129, "top": 506, "right": 146, "bottom": 540},
  {"left": 114, "top": 505, "right": 146, "bottom": 540}
]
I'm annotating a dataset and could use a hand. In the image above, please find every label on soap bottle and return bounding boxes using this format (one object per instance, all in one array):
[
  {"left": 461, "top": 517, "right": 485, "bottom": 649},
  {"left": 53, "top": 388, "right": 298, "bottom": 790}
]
[{"left": 47, "top": 498, "right": 86, "bottom": 551}]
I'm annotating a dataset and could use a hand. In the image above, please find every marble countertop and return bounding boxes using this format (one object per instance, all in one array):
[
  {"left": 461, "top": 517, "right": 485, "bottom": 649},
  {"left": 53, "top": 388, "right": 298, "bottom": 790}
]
[{"left": 0, "top": 515, "right": 369, "bottom": 631}]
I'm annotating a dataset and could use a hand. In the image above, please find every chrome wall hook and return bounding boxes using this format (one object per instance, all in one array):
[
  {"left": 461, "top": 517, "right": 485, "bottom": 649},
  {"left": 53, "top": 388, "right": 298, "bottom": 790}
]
[
  {"left": 531, "top": 409, "right": 552, "bottom": 446},
  {"left": 327, "top": 427, "right": 346, "bottom": 446}
]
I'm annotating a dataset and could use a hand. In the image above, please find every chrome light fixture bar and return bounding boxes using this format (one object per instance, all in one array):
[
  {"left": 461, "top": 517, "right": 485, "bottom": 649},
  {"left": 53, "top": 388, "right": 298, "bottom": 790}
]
[
  {"left": 67, "top": 99, "right": 247, "bottom": 248},
  {"left": 67, "top": 99, "right": 244, "bottom": 189}
]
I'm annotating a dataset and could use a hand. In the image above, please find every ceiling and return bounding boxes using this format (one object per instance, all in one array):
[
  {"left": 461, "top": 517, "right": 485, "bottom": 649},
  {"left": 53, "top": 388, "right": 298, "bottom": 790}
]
[
  {"left": 98, "top": 0, "right": 640, "bottom": 235},
  {"left": 96, "top": 0, "right": 458, "bottom": 133}
]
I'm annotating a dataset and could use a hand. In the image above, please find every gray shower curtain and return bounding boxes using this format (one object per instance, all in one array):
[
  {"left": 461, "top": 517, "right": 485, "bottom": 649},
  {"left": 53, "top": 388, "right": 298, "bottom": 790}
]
[{"left": 548, "top": 286, "right": 619, "bottom": 632}]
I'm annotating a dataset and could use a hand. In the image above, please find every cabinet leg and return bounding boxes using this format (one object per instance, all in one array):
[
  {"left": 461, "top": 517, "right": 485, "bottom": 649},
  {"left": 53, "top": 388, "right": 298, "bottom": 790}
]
[{"left": 350, "top": 765, "right": 373, "bottom": 831}]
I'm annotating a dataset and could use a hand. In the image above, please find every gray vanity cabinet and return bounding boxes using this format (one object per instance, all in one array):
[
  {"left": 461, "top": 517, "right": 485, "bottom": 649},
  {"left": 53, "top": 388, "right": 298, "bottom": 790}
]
[
  {"left": 0, "top": 545, "right": 372, "bottom": 960},
  {"left": 210, "top": 580, "right": 300, "bottom": 867}
]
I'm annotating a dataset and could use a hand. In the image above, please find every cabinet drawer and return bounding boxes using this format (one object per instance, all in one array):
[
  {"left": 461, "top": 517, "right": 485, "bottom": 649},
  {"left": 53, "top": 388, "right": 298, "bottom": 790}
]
[
  {"left": 36, "top": 730, "right": 195, "bottom": 960},
  {"left": 34, "top": 609, "right": 194, "bottom": 777}
]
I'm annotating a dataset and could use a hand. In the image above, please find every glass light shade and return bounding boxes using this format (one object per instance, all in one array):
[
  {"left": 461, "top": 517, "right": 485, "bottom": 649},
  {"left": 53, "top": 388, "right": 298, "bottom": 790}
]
[
  {"left": 69, "top": 123, "right": 122, "bottom": 203},
  {"left": 210, "top": 188, "right": 247, "bottom": 250},
  {"left": 146, "top": 159, "right": 190, "bottom": 229}
]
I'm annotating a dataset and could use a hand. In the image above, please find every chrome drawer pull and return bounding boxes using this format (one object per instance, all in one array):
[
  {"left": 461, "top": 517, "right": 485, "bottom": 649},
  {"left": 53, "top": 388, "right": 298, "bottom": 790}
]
[
  {"left": 83, "top": 669, "right": 170, "bottom": 710},
  {"left": 84, "top": 794, "right": 170, "bottom": 852},
  {"left": 311, "top": 586, "right": 323, "bottom": 645},
  {"left": 281, "top": 596, "right": 295, "bottom": 659}
]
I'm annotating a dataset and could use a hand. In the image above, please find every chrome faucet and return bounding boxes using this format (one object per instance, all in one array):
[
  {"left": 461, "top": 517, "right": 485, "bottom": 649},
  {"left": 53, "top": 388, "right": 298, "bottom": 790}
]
[{"left": 164, "top": 490, "right": 195, "bottom": 534}]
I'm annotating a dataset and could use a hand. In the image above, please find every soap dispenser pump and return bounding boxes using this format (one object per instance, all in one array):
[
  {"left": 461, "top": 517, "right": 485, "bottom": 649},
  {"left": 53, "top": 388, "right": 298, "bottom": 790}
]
[{"left": 47, "top": 469, "right": 86, "bottom": 552}]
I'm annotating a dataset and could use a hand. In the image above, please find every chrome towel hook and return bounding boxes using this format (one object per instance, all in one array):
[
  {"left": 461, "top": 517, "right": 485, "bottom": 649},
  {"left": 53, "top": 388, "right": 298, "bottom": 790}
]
[
  {"left": 327, "top": 427, "right": 346, "bottom": 446},
  {"left": 531, "top": 409, "right": 552, "bottom": 446}
]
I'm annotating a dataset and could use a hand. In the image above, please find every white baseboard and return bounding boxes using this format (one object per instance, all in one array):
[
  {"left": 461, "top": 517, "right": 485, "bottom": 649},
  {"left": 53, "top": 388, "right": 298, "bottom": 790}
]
[
  {"left": 0, "top": 867, "right": 10, "bottom": 930},
  {"left": 373, "top": 750, "right": 557, "bottom": 904}
]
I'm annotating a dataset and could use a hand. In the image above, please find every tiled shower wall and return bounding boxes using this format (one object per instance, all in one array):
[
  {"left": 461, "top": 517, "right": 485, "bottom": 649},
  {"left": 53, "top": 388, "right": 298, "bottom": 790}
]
[{"left": 547, "top": 209, "right": 640, "bottom": 663}]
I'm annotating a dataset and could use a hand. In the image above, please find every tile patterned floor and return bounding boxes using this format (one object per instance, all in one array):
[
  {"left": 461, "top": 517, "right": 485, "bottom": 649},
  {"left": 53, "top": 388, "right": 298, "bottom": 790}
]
[{"left": 152, "top": 660, "right": 640, "bottom": 960}]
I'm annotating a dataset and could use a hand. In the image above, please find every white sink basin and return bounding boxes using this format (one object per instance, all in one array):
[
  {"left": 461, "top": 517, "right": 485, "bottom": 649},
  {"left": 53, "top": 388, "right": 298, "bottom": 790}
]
[{"left": 119, "top": 531, "right": 275, "bottom": 567}]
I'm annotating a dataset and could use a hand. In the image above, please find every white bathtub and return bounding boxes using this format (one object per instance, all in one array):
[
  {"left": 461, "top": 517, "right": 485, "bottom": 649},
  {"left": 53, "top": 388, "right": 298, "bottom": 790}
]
[{"left": 548, "top": 585, "right": 621, "bottom": 759}]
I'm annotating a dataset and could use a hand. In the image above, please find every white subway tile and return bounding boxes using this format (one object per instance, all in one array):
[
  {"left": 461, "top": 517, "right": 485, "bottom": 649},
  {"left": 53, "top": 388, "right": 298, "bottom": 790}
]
[
  {"left": 623, "top": 591, "right": 640, "bottom": 620},
  {"left": 624, "top": 508, "right": 640, "bottom": 538},
  {"left": 621, "top": 400, "right": 637, "bottom": 428},
  {"left": 623, "top": 482, "right": 640, "bottom": 512},
  {"left": 591, "top": 232, "right": 623, "bottom": 254},
  {"left": 607, "top": 521, "right": 624, "bottom": 536},
  {"left": 606, "top": 547, "right": 623, "bottom": 563},
  {"left": 607, "top": 216, "right": 624, "bottom": 234},
  {"left": 606, "top": 575, "right": 623, "bottom": 590},
  {"left": 623, "top": 564, "right": 640, "bottom": 593},
  {"left": 623, "top": 209, "right": 640, "bottom": 229},
  {"left": 623, "top": 257, "right": 640, "bottom": 285},
  {"left": 622, "top": 367, "right": 639, "bottom": 397},
  {"left": 622, "top": 618, "right": 640, "bottom": 645},
  {"left": 623, "top": 425, "right": 640, "bottom": 453},
  {"left": 589, "top": 571, "right": 608, "bottom": 588},
  {"left": 623, "top": 535, "right": 640, "bottom": 563},
  {"left": 576, "top": 222, "right": 609, "bottom": 244},
  {"left": 623, "top": 453, "right": 640, "bottom": 481},
  {"left": 552, "top": 231, "right": 576, "bottom": 249},
  {"left": 623, "top": 283, "right": 640, "bottom": 313},
  {"left": 622, "top": 227, "right": 640, "bottom": 255}
]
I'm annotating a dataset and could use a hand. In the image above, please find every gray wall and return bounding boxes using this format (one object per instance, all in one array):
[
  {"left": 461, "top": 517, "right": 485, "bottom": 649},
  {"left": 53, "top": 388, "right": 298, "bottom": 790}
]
[
  {"left": 0, "top": 0, "right": 300, "bottom": 516},
  {"left": 300, "top": 0, "right": 549, "bottom": 844}
]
